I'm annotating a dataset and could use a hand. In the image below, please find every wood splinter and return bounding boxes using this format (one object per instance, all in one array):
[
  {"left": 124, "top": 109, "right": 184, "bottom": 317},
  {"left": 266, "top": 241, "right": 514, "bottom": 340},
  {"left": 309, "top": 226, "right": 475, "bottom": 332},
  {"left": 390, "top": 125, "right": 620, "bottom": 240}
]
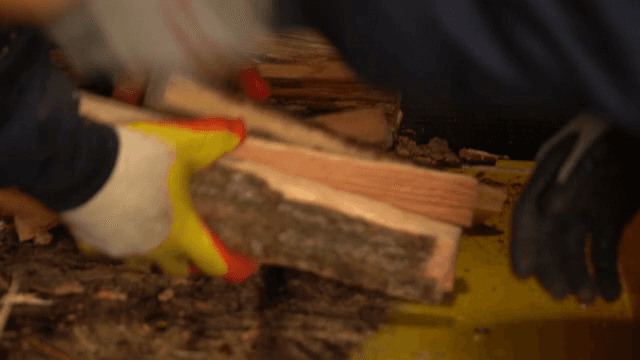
[{"left": 0, "top": 274, "right": 53, "bottom": 340}]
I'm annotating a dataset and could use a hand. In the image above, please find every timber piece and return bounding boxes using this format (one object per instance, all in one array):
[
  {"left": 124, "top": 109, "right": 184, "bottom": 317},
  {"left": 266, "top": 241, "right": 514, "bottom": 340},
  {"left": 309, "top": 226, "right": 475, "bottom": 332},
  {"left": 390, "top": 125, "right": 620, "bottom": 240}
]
[
  {"left": 83, "top": 90, "right": 499, "bottom": 225},
  {"left": 228, "top": 138, "right": 478, "bottom": 227},
  {"left": 192, "top": 160, "right": 461, "bottom": 303}
]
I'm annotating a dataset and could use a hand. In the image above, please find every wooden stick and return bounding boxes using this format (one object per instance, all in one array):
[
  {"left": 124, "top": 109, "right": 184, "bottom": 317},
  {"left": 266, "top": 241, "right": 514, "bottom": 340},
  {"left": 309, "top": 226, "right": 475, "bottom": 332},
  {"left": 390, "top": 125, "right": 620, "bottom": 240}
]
[{"left": 0, "top": 275, "right": 19, "bottom": 340}]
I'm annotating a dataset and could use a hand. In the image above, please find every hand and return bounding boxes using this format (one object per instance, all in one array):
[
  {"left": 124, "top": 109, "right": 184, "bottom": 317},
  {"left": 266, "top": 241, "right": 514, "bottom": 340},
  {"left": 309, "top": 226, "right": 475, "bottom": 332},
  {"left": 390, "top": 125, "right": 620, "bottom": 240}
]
[
  {"left": 511, "top": 112, "right": 640, "bottom": 303},
  {"left": 62, "top": 117, "right": 258, "bottom": 283}
]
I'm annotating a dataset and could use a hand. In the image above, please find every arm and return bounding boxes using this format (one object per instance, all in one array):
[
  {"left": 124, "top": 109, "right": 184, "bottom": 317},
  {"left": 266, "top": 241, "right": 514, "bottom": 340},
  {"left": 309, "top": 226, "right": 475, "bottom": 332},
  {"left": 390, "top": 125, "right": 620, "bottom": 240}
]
[{"left": 0, "top": 26, "right": 118, "bottom": 212}]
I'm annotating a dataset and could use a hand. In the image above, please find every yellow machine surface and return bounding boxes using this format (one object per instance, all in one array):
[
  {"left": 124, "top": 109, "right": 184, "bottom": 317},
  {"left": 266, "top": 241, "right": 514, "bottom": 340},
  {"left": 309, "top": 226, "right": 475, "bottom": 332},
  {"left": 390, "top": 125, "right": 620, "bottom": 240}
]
[{"left": 354, "top": 161, "right": 636, "bottom": 360}]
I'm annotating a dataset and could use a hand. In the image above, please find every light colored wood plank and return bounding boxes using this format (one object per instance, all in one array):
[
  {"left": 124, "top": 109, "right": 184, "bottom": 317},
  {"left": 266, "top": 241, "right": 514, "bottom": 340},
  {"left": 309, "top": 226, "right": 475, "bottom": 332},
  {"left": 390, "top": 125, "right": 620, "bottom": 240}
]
[{"left": 229, "top": 137, "right": 478, "bottom": 227}]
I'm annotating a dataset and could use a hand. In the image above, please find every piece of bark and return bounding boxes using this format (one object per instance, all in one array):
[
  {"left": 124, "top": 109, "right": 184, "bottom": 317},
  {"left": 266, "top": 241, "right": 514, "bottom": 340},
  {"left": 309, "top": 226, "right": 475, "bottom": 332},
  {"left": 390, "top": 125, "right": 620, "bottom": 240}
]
[
  {"left": 192, "top": 162, "right": 457, "bottom": 303},
  {"left": 395, "top": 136, "right": 462, "bottom": 167}
]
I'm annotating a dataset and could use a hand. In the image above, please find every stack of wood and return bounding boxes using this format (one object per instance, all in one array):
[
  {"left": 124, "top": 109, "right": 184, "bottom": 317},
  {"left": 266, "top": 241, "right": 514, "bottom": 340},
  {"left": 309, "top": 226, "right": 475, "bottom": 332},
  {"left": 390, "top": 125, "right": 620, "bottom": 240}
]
[
  {"left": 253, "top": 30, "right": 403, "bottom": 150},
  {"left": 7, "top": 30, "right": 509, "bottom": 305}
]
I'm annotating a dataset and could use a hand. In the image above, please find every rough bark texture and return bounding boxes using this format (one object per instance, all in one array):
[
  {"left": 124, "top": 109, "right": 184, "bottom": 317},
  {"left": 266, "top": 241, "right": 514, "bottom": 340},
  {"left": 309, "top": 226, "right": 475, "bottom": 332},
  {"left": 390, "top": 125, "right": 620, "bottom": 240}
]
[{"left": 191, "top": 165, "right": 439, "bottom": 303}]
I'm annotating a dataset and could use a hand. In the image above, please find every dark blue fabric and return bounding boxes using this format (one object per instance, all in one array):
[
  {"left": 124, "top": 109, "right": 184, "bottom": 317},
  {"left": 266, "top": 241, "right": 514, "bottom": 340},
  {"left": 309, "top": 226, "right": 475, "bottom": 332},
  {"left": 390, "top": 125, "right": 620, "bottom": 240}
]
[
  {"left": 0, "top": 27, "right": 118, "bottom": 211},
  {"left": 290, "top": 0, "right": 640, "bottom": 134}
]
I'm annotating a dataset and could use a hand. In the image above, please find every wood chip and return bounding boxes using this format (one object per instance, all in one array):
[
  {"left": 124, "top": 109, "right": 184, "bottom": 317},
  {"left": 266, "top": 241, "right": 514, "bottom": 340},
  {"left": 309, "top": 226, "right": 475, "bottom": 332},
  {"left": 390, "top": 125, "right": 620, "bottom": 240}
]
[
  {"left": 95, "top": 289, "right": 127, "bottom": 301},
  {"left": 0, "top": 293, "right": 53, "bottom": 306},
  {"left": 0, "top": 275, "right": 19, "bottom": 340},
  {"left": 193, "top": 300, "right": 213, "bottom": 313},
  {"left": 53, "top": 281, "right": 85, "bottom": 295},
  {"left": 157, "top": 288, "right": 175, "bottom": 302},
  {"left": 172, "top": 278, "right": 190, "bottom": 286}
]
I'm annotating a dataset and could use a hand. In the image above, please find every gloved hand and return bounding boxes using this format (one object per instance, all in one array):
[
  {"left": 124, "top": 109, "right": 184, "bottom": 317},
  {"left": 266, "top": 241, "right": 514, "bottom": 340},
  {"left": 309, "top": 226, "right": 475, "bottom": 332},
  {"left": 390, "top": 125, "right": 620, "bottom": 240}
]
[
  {"left": 62, "top": 117, "right": 258, "bottom": 283},
  {"left": 511, "top": 112, "right": 640, "bottom": 303}
]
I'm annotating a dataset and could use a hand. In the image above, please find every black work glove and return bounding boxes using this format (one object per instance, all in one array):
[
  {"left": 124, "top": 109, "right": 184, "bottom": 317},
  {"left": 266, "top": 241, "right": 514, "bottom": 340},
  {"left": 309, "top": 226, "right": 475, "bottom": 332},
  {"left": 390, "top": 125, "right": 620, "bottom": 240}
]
[{"left": 511, "top": 112, "right": 640, "bottom": 304}]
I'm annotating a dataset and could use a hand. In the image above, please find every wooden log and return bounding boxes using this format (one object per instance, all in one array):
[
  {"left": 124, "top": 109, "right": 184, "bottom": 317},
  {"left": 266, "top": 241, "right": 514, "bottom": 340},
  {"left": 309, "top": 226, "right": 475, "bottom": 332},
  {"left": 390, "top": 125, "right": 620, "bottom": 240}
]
[{"left": 193, "top": 161, "right": 460, "bottom": 303}]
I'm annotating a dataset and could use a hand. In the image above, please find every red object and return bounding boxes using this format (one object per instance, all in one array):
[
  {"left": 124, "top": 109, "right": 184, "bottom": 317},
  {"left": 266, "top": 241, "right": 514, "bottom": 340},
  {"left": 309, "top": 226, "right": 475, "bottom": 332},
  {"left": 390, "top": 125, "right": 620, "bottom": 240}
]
[
  {"left": 239, "top": 64, "right": 270, "bottom": 102},
  {"left": 188, "top": 222, "right": 259, "bottom": 283},
  {"left": 112, "top": 75, "right": 145, "bottom": 105}
]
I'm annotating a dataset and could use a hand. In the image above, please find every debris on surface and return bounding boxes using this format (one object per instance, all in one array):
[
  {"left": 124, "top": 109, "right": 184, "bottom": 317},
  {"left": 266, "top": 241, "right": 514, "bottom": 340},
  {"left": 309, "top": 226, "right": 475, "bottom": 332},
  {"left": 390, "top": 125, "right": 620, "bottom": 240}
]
[
  {"left": 0, "top": 223, "right": 393, "bottom": 359},
  {"left": 459, "top": 148, "right": 510, "bottom": 164},
  {"left": 395, "top": 136, "right": 462, "bottom": 167}
]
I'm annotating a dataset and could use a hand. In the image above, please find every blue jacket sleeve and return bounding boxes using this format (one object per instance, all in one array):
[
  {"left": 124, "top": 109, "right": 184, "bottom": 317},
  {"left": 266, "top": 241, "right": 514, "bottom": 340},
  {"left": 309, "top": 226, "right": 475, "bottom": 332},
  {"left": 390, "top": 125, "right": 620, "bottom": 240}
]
[
  {"left": 284, "top": 0, "right": 640, "bottom": 135},
  {"left": 0, "top": 26, "right": 118, "bottom": 212}
]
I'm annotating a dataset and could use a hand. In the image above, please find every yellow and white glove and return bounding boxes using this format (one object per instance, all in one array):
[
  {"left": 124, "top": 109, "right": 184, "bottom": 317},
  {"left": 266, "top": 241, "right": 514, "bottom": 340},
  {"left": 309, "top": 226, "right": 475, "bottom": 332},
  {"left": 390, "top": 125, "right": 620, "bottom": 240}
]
[{"left": 62, "top": 117, "right": 257, "bottom": 283}]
